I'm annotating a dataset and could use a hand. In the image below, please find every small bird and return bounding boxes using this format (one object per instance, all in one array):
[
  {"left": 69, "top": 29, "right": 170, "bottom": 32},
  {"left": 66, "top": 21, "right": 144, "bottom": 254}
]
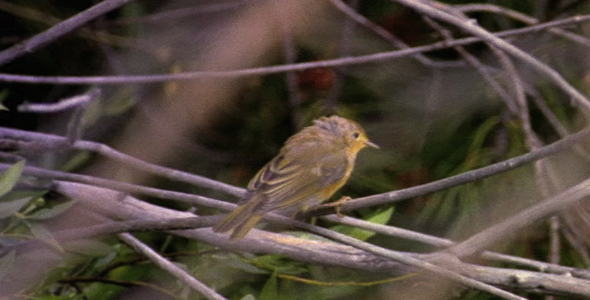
[{"left": 213, "top": 115, "right": 378, "bottom": 241}]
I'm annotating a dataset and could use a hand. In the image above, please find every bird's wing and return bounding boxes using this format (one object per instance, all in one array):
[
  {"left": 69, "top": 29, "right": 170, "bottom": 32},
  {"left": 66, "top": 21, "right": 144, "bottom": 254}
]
[{"left": 247, "top": 145, "right": 349, "bottom": 213}]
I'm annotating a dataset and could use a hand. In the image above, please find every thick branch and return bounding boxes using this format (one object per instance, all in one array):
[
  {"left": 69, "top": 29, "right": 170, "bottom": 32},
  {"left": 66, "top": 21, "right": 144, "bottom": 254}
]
[{"left": 51, "top": 181, "right": 590, "bottom": 298}]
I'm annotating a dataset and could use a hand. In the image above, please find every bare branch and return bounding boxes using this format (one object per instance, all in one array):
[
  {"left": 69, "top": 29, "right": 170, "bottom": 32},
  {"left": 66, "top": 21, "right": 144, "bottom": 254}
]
[
  {"left": 449, "top": 176, "right": 590, "bottom": 258},
  {"left": 328, "top": 0, "right": 464, "bottom": 68},
  {"left": 422, "top": 16, "right": 519, "bottom": 114},
  {"left": 323, "top": 0, "right": 359, "bottom": 113},
  {"left": 0, "top": 127, "right": 245, "bottom": 197},
  {"left": 5, "top": 125, "right": 590, "bottom": 217},
  {"left": 0, "top": 162, "right": 232, "bottom": 210},
  {"left": 332, "top": 126, "right": 590, "bottom": 213},
  {"left": 294, "top": 227, "right": 527, "bottom": 300},
  {"left": 455, "top": 3, "right": 590, "bottom": 48},
  {"left": 323, "top": 215, "right": 590, "bottom": 279},
  {"left": 277, "top": 0, "right": 303, "bottom": 128},
  {"left": 0, "top": 0, "right": 135, "bottom": 66},
  {"left": 52, "top": 181, "right": 590, "bottom": 298},
  {"left": 0, "top": 0, "right": 144, "bottom": 51},
  {"left": 1, "top": 14, "right": 590, "bottom": 85},
  {"left": 18, "top": 89, "right": 100, "bottom": 113},
  {"left": 391, "top": 0, "right": 590, "bottom": 114},
  {"left": 106, "top": 2, "right": 246, "bottom": 26},
  {"left": 118, "top": 233, "right": 228, "bottom": 300},
  {"left": 6, "top": 163, "right": 516, "bottom": 298}
]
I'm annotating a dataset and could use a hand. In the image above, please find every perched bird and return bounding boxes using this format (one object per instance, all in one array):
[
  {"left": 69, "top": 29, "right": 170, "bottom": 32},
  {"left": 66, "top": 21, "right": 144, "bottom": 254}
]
[{"left": 213, "top": 115, "right": 378, "bottom": 240}]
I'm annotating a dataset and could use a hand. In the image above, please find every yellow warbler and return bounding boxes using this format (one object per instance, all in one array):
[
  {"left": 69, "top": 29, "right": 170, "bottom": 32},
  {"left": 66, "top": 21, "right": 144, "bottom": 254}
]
[{"left": 213, "top": 115, "right": 378, "bottom": 240}]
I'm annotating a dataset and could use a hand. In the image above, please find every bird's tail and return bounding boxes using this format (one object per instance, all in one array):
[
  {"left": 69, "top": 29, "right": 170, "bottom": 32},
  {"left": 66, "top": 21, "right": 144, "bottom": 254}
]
[{"left": 213, "top": 202, "right": 263, "bottom": 241}]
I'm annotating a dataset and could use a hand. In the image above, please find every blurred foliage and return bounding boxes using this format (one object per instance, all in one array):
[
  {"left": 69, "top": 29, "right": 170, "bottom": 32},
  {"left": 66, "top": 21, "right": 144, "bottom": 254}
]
[{"left": 2, "top": 0, "right": 590, "bottom": 299}]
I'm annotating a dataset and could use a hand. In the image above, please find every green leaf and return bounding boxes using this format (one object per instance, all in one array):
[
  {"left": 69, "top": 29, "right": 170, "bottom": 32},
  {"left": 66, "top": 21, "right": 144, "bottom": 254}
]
[
  {"left": 229, "top": 257, "right": 269, "bottom": 275},
  {"left": 1, "top": 190, "right": 46, "bottom": 202},
  {"left": 61, "top": 151, "right": 92, "bottom": 172},
  {"left": 26, "top": 200, "right": 76, "bottom": 220},
  {"left": 28, "top": 222, "right": 64, "bottom": 253},
  {"left": 250, "top": 254, "right": 307, "bottom": 275},
  {"left": 0, "top": 197, "right": 32, "bottom": 219},
  {"left": 0, "top": 89, "right": 9, "bottom": 111},
  {"left": 30, "top": 296, "right": 72, "bottom": 300},
  {"left": 62, "top": 239, "right": 113, "bottom": 256},
  {"left": 0, "top": 250, "right": 15, "bottom": 281},
  {"left": 259, "top": 272, "right": 279, "bottom": 300},
  {"left": 0, "top": 161, "right": 25, "bottom": 197},
  {"left": 332, "top": 207, "right": 394, "bottom": 241},
  {"left": 366, "top": 206, "right": 394, "bottom": 225}
]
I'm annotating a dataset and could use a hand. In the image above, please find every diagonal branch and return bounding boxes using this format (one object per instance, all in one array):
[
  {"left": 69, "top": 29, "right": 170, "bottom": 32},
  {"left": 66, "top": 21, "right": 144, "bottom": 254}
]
[
  {"left": 118, "top": 233, "right": 228, "bottom": 300},
  {"left": 0, "top": 0, "right": 135, "bottom": 66},
  {"left": 391, "top": 0, "right": 590, "bottom": 114},
  {"left": 449, "top": 176, "right": 590, "bottom": 258},
  {"left": 0, "top": 127, "right": 245, "bottom": 197},
  {"left": 330, "top": 125, "right": 590, "bottom": 214}
]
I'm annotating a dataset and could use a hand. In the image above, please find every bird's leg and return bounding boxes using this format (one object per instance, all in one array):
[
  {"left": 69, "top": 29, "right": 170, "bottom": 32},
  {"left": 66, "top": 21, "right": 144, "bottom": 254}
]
[{"left": 317, "top": 196, "right": 351, "bottom": 218}]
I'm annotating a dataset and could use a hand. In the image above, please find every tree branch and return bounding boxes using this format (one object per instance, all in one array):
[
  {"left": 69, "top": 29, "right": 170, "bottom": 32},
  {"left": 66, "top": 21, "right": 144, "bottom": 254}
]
[
  {"left": 50, "top": 181, "right": 590, "bottom": 298},
  {"left": 329, "top": 125, "right": 590, "bottom": 213},
  {"left": 0, "top": 0, "right": 135, "bottom": 66},
  {"left": 448, "top": 176, "right": 590, "bottom": 258},
  {"left": 392, "top": 0, "right": 590, "bottom": 114},
  {"left": 1, "top": 14, "right": 589, "bottom": 85},
  {"left": 0, "top": 127, "right": 245, "bottom": 197},
  {"left": 118, "top": 233, "right": 228, "bottom": 300}
]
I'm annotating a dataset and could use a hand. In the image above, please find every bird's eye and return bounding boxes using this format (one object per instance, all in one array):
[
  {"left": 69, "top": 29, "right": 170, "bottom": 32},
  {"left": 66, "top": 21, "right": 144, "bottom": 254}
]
[{"left": 352, "top": 132, "right": 360, "bottom": 139}]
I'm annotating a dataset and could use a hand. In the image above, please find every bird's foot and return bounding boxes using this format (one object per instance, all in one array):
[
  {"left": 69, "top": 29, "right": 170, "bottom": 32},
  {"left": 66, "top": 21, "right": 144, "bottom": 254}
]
[{"left": 319, "top": 196, "right": 351, "bottom": 218}]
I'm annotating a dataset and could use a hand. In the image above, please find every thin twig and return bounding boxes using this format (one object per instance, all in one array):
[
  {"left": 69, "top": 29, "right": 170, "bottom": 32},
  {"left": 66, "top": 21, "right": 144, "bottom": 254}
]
[
  {"left": 328, "top": 0, "right": 463, "bottom": 68},
  {"left": 548, "top": 216, "right": 561, "bottom": 265},
  {"left": 0, "top": 0, "right": 144, "bottom": 51},
  {"left": 313, "top": 125, "right": 590, "bottom": 214},
  {"left": 293, "top": 224, "right": 527, "bottom": 300},
  {"left": 118, "top": 233, "right": 228, "bottom": 300},
  {"left": 455, "top": 3, "right": 590, "bottom": 48},
  {"left": 392, "top": 0, "right": 590, "bottom": 114},
  {"left": 449, "top": 176, "right": 590, "bottom": 258},
  {"left": 0, "top": 216, "right": 221, "bottom": 258},
  {"left": 277, "top": 0, "right": 303, "bottom": 128},
  {"left": 0, "top": 0, "right": 135, "bottom": 66},
  {"left": 1, "top": 163, "right": 234, "bottom": 210},
  {"left": 18, "top": 89, "right": 100, "bottom": 113},
  {"left": 422, "top": 16, "right": 518, "bottom": 114},
  {"left": 560, "top": 212, "right": 590, "bottom": 266},
  {"left": 323, "top": 215, "right": 590, "bottom": 279},
  {"left": 106, "top": 2, "right": 246, "bottom": 26},
  {"left": 493, "top": 37, "right": 563, "bottom": 272},
  {"left": 5, "top": 125, "right": 590, "bottom": 214},
  {"left": 0, "top": 127, "right": 245, "bottom": 197},
  {"left": 2, "top": 14, "right": 590, "bottom": 85},
  {"left": 66, "top": 89, "right": 101, "bottom": 144},
  {"left": 55, "top": 216, "right": 221, "bottom": 240},
  {"left": 323, "top": 0, "right": 359, "bottom": 113},
  {"left": 527, "top": 88, "right": 571, "bottom": 138}
]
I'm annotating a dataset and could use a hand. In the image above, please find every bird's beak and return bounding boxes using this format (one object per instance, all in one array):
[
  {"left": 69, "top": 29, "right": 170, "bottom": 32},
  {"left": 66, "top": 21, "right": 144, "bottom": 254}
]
[{"left": 365, "top": 140, "right": 379, "bottom": 149}]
